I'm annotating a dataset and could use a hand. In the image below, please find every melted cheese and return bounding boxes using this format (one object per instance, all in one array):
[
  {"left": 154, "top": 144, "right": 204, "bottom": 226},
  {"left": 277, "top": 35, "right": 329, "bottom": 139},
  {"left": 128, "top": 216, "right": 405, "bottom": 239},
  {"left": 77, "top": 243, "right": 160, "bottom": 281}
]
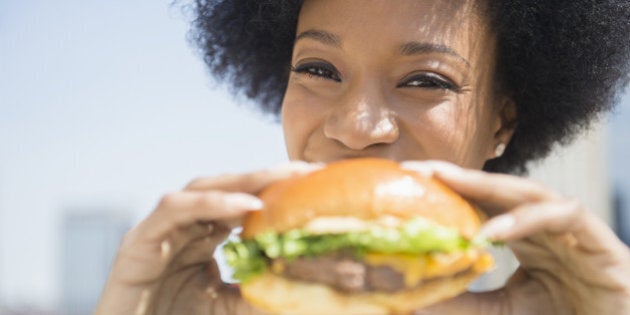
[
  {"left": 364, "top": 253, "right": 428, "bottom": 287},
  {"left": 271, "top": 260, "right": 285, "bottom": 274},
  {"left": 364, "top": 250, "right": 482, "bottom": 288},
  {"left": 473, "top": 251, "right": 495, "bottom": 273},
  {"left": 426, "top": 251, "right": 479, "bottom": 278}
]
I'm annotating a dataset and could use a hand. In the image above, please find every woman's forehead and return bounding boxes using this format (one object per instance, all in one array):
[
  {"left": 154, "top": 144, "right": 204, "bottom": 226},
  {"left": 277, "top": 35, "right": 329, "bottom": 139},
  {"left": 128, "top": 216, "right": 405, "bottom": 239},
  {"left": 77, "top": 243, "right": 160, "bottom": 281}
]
[
  {"left": 296, "top": 0, "right": 491, "bottom": 64},
  {"left": 298, "top": 0, "right": 481, "bottom": 31}
]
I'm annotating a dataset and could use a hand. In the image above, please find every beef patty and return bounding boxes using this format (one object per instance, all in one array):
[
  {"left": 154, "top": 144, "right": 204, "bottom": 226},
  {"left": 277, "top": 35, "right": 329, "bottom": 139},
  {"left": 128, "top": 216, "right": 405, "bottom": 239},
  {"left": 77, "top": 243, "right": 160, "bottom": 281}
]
[
  {"left": 274, "top": 252, "right": 470, "bottom": 293},
  {"left": 276, "top": 254, "right": 404, "bottom": 293}
]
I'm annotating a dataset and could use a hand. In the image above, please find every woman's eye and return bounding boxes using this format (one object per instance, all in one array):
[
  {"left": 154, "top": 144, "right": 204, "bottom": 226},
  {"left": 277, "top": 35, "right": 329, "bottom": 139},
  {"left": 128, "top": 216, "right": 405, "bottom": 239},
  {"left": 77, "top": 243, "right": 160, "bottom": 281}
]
[
  {"left": 398, "top": 73, "right": 459, "bottom": 91},
  {"left": 292, "top": 62, "right": 342, "bottom": 82}
]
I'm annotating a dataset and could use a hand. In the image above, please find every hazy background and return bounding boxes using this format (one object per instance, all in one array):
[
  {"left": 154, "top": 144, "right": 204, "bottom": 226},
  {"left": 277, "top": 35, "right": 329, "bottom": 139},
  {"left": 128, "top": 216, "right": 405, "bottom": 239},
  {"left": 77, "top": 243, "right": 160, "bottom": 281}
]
[
  {"left": 1, "top": 1, "right": 628, "bottom": 314},
  {"left": 0, "top": 1, "right": 287, "bottom": 313}
]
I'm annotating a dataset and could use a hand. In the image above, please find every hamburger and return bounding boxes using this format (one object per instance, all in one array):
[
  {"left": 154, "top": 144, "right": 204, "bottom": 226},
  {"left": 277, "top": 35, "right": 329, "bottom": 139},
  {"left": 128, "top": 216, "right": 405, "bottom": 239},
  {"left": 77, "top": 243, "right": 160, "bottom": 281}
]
[{"left": 223, "top": 158, "right": 494, "bottom": 314}]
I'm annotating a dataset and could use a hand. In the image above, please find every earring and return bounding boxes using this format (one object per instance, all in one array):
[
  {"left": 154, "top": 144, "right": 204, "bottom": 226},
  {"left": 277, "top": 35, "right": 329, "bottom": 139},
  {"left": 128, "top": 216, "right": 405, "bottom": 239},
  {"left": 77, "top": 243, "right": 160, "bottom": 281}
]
[{"left": 494, "top": 143, "right": 506, "bottom": 158}]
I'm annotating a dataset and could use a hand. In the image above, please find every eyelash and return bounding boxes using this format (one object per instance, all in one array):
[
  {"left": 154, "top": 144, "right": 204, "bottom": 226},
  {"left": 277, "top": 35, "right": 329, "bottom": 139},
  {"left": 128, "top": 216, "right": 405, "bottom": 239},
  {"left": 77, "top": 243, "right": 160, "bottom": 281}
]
[
  {"left": 292, "top": 62, "right": 460, "bottom": 92},
  {"left": 397, "top": 72, "right": 460, "bottom": 92},
  {"left": 291, "top": 62, "right": 342, "bottom": 82}
]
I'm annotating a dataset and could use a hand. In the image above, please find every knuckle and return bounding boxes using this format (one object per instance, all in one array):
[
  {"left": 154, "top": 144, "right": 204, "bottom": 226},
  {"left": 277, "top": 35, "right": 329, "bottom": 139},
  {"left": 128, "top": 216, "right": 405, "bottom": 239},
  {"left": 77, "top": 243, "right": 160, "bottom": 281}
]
[
  {"left": 119, "top": 226, "right": 141, "bottom": 247},
  {"left": 157, "top": 192, "right": 180, "bottom": 209},
  {"left": 197, "top": 191, "right": 225, "bottom": 209},
  {"left": 522, "top": 179, "right": 552, "bottom": 201},
  {"left": 185, "top": 172, "right": 247, "bottom": 191},
  {"left": 185, "top": 177, "right": 207, "bottom": 190},
  {"left": 120, "top": 229, "right": 134, "bottom": 244},
  {"left": 185, "top": 175, "right": 229, "bottom": 190},
  {"left": 560, "top": 197, "right": 584, "bottom": 214},
  {"left": 557, "top": 197, "right": 587, "bottom": 224},
  {"left": 242, "top": 170, "right": 262, "bottom": 183},
  {"left": 195, "top": 191, "right": 216, "bottom": 208}
]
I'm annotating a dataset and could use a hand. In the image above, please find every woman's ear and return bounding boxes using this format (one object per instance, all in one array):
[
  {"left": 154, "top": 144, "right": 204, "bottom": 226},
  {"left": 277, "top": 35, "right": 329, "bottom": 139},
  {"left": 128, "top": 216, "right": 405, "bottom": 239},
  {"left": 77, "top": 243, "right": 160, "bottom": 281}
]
[{"left": 490, "top": 95, "right": 517, "bottom": 158}]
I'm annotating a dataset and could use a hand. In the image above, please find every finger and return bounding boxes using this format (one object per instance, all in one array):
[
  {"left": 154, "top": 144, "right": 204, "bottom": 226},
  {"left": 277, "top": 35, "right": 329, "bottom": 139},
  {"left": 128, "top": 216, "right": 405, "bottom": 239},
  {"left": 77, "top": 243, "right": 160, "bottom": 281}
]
[
  {"left": 403, "top": 161, "right": 629, "bottom": 255},
  {"left": 155, "top": 236, "right": 262, "bottom": 315},
  {"left": 135, "top": 191, "right": 263, "bottom": 243},
  {"left": 185, "top": 161, "right": 323, "bottom": 193},
  {"left": 155, "top": 222, "right": 216, "bottom": 260},
  {"left": 158, "top": 222, "right": 230, "bottom": 264},
  {"left": 112, "top": 191, "right": 262, "bottom": 285},
  {"left": 417, "top": 276, "right": 556, "bottom": 315},
  {"left": 164, "top": 234, "right": 218, "bottom": 275},
  {"left": 415, "top": 289, "right": 508, "bottom": 315},
  {"left": 403, "top": 160, "right": 559, "bottom": 215},
  {"left": 479, "top": 198, "right": 629, "bottom": 256}
]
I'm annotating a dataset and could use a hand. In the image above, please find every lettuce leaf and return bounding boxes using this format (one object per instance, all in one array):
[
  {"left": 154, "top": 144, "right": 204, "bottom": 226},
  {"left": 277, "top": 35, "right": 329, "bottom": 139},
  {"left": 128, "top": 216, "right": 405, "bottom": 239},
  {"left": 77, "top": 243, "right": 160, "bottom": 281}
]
[{"left": 223, "top": 217, "right": 482, "bottom": 282}]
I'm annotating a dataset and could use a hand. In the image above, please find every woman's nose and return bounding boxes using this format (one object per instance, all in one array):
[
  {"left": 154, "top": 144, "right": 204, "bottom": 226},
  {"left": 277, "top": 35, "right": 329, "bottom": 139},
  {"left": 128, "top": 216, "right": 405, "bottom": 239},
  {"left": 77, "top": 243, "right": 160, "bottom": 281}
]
[{"left": 323, "top": 92, "right": 399, "bottom": 150}]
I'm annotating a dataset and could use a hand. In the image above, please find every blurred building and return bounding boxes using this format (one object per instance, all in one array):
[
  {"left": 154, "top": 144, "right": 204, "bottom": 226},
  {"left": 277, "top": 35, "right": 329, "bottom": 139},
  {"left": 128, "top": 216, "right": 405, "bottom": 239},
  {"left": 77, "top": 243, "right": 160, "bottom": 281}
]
[
  {"left": 528, "top": 123, "right": 612, "bottom": 223},
  {"left": 615, "top": 188, "right": 630, "bottom": 245},
  {"left": 0, "top": 306, "right": 57, "bottom": 315},
  {"left": 610, "top": 96, "right": 630, "bottom": 245},
  {"left": 60, "top": 210, "right": 130, "bottom": 315}
]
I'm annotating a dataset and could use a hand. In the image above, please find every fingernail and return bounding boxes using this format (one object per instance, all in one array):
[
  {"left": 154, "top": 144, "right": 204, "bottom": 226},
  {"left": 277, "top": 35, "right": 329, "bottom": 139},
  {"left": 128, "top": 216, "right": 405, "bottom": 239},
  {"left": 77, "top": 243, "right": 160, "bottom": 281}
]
[
  {"left": 401, "top": 160, "right": 463, "bottom": 177},
  {"left": 478, "top": 214, "right": 515, "bottom": 239},
  {"left": 400, "top": 161, "right": 435, "bottom": 177},
  {"left": 272, "top": 161, "right": 324, "bottom": 173},
  {"left": 430, "top": 162, "right": 464, "bottom": 177},
  {"left": 225, "top": 193, "right": 264, "bottom": 210}
]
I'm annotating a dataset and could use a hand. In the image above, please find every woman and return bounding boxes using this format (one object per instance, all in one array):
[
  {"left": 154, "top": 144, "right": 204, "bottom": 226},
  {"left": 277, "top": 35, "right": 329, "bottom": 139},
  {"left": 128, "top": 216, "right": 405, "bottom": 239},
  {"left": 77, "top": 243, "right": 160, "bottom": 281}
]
[{"left": 95, "top": 0, "right": 630, "bottom": 314}]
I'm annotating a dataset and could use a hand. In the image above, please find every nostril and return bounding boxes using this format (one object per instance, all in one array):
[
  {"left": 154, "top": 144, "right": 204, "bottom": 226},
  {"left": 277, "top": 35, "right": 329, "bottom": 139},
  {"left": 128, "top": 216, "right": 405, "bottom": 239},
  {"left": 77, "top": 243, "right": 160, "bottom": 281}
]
[{"left": 323, "top": 110, "right": 399, "bottom": 150}]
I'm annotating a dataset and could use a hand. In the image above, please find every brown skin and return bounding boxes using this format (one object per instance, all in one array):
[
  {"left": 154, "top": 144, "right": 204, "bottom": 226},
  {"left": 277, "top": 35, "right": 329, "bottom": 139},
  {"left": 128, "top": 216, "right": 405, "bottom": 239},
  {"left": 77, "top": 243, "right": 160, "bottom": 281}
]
[
  {"left": 94, "top": 163, "right": 321, "bottom": 315},
  {"left": 283, "top": 0, "right": 515, "bottom": 167},
  {"left": 404, "top": 161, "right": 630, "bottom": 315},
  {"left": 95, "top": 0, "right": 630, "bottom": 314}
]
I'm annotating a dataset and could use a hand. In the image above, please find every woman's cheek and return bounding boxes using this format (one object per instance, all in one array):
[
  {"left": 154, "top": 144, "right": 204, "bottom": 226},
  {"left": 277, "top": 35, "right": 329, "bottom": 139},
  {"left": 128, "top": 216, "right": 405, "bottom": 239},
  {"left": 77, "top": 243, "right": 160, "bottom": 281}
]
[
  {"left": 281, "top": 85, "right": 325, "bottom": 160},
  {"left": 406, "top": 100, "right": 485, "bottom": 167},
  {"left": 436, "top": 104, "right": 494, "bottom": 168}
]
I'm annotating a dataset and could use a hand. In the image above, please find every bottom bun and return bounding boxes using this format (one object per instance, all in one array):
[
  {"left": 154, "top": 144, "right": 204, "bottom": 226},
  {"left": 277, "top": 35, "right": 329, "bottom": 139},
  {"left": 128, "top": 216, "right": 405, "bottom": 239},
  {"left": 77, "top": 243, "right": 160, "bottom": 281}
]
[{"left": 240, "top": 253, "right": 493, "bottom": 315}]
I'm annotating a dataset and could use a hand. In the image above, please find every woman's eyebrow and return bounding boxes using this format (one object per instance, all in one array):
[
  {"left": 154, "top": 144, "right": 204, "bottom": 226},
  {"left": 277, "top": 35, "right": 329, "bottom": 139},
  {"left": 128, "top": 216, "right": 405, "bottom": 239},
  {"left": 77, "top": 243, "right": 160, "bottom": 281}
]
[
  {"left": 295, "top": 29, "right": 341, "bottom": 47},
  {"left": 294, "top": 30, "right": 470, "bottom": 67},
  {"left": 400, "top": 42, "right": 470, "bottom": 67}
]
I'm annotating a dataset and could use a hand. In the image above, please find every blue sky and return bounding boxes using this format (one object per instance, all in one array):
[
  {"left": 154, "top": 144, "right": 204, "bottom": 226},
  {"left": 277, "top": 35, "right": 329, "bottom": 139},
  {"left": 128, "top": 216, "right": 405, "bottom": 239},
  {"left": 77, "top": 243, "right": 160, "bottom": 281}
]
[
  {"left": 1, "top": 0, "right": 629, "bottom": 310},
  {"left": 0, "top": 0, "right": 285, "bottom": 308}
]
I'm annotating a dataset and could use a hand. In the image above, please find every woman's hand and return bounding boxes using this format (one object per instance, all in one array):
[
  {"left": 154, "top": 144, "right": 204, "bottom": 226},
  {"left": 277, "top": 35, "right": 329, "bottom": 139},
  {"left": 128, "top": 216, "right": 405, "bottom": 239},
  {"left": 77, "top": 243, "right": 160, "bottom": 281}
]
[
  {"left": 94, "top": 162, "right": 322, "bottom": 315},
  {"left": 403, "top": 161, "right": 630, "bottom": 315}
]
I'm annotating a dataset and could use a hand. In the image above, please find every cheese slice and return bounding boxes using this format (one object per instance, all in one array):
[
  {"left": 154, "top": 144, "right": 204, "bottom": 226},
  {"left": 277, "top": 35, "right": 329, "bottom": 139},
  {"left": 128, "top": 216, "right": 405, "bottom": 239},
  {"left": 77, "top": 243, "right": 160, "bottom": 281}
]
[{"left": 364, "top": 250, "right": 482, "bottom": 288}]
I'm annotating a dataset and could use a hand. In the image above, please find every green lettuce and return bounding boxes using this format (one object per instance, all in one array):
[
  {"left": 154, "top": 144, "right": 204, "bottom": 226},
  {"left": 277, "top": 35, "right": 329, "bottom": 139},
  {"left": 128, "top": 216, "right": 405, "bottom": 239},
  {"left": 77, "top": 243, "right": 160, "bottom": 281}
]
[{"left": 223, "top": 217, "right": 485, "bottom": 282}]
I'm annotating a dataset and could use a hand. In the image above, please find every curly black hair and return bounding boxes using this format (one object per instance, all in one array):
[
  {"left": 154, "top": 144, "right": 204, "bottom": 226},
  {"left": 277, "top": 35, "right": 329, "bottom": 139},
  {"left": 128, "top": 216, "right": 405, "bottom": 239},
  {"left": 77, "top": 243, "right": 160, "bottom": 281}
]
[{"left": 190, "top": 0, "right": 630, "bottom": 174}]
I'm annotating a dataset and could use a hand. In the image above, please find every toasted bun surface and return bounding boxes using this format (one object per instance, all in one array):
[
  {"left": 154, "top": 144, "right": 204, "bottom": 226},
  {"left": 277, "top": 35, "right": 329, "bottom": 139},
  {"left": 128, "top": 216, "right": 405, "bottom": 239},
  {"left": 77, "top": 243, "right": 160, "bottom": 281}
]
[{"left": 242, "top": 158, "right": 481, "bottom": 239}]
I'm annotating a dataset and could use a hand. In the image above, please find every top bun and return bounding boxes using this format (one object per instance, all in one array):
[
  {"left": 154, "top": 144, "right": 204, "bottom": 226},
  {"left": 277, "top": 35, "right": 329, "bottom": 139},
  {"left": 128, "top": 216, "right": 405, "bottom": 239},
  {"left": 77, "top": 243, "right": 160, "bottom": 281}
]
[{"left": 242, "top": 158, "right": 481, "bottom": 239}]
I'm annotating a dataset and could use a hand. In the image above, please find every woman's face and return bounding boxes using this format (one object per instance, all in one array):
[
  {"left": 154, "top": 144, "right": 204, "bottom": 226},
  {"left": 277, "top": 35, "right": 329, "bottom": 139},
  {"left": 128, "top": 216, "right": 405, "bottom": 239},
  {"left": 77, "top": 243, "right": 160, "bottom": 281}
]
[{"left": 282, "top": 0, "right": 513, "bottom": 169}]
